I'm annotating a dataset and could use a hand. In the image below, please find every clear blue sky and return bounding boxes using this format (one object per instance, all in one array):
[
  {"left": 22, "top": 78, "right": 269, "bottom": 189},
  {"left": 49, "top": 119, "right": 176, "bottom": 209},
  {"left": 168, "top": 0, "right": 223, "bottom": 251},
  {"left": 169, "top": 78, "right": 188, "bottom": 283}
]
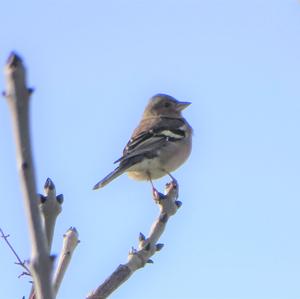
[{"left": 0, "top": 1, "right": 300, "bottom": 298}]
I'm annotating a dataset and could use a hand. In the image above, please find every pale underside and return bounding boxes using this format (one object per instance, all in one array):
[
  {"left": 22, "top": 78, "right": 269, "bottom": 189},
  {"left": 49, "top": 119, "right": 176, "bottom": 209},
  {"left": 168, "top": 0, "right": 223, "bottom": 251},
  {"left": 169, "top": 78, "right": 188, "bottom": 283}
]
[{"left": 126, "top": 137, "right": 191, "bottom": 180}]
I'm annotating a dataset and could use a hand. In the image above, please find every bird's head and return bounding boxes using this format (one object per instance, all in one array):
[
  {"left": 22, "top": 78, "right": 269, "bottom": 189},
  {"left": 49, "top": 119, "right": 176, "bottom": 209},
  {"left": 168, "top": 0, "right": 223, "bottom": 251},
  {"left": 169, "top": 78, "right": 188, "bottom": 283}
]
[{"left": 143, "top": 94, "right": 191, "bottom": 118}]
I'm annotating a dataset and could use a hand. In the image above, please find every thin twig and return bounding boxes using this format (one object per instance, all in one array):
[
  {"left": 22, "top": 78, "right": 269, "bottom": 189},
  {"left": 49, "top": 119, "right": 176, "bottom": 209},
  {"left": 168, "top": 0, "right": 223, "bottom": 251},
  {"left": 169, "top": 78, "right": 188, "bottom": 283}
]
[
  {"left": 0, "top": 227, "right": 31, "bottom": 276},
  {"left": 18, "top": 271, "right": 32, "bottom": 279}
]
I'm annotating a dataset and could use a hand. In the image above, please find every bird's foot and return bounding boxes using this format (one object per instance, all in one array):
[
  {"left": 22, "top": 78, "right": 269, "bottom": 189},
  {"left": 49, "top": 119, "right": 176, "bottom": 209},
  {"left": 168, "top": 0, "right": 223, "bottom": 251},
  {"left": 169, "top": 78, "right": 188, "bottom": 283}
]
[
  {"left": 165, "top": 179, "right": 179, "bottom": 200},
  {"left": 166, "top": 172, "right": 178, "bottom": 186},
  {"left": 166, "top": 179, "right": 178, "bottom": 190},
  {"left": 152, "top": 187, "right": 165, "bottom": 203}
]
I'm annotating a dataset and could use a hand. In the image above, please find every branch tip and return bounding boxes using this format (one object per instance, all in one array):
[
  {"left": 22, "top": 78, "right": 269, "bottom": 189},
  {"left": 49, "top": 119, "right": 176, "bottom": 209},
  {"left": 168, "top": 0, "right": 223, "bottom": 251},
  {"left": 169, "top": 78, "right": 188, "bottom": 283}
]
[
  {"left": 7, "top": 51, "right": 22, "bottom": 67},
  {"left": 44, "top": 178, "right": 55, "bottom": 190},
  {"left": 68, "top": 226, "right": 78, "bottom": 234}
]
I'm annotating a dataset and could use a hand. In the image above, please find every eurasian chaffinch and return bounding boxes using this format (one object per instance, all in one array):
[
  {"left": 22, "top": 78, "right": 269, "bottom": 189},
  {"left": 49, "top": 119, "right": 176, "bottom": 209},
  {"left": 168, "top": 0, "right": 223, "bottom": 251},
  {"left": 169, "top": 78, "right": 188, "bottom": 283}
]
[{"left": 93, "top": 94, "right": 192, "bottom": 190}]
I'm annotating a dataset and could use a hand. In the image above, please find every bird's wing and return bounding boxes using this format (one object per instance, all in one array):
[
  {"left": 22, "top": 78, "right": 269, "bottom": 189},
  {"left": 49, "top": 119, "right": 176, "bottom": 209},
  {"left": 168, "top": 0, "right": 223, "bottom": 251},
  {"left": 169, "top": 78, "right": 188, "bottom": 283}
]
[{"left": 114, "top": 117, "right": 186, "bottom": 165}]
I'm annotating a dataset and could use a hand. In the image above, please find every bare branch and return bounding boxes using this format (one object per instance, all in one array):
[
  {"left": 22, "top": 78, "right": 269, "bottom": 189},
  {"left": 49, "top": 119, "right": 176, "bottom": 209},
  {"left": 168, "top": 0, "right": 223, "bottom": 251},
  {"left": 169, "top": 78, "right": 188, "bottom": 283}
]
[
  {"left": 87, "top": 180, "right": 181, "bottom": 299},
  {"left": 4, "top": 52, "right": 54, "bottom": 299},
  {"left": 53, "top": 227, "right": 80, "bottom": 296},
  {"left": 0, "top": 228, "right": 31, "bottom": 277}
]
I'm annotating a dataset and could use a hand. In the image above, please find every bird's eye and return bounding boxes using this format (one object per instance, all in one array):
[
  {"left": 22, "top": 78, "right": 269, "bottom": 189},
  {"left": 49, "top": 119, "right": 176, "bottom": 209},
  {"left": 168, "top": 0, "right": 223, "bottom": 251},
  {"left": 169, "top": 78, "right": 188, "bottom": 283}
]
[{"left": 164, "top": 102, "right": 171, "bottom": 108}]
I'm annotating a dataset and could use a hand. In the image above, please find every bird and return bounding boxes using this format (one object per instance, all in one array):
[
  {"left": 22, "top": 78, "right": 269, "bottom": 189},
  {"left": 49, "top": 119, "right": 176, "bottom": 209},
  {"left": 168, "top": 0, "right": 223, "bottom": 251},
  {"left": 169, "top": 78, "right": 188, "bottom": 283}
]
[{"left": 93, "top": 93, "right": 192, "bottom": 190}]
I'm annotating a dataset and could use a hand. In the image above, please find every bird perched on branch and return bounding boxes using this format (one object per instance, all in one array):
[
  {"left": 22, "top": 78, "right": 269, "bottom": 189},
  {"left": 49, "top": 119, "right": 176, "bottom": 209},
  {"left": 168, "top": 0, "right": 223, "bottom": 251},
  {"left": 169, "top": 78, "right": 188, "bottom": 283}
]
[{"left": 93, "top": 94, "right": 192, "bottom": 190}]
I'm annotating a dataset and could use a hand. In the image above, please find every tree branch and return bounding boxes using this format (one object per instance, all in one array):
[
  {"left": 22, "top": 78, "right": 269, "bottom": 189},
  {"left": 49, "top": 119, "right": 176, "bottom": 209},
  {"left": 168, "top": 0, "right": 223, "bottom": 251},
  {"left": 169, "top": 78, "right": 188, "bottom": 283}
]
[
  {"left": 0, "top": 228, "right": 31, "bottom": 277},
  {"left": 4, "top": 52, "right": 54, "bottom": 299},
  {"left": 87, "top": 180, "right": 181, "bottom": 299},
  {"left": 53, "top": 227, "right": 80, "bottom": 296}
]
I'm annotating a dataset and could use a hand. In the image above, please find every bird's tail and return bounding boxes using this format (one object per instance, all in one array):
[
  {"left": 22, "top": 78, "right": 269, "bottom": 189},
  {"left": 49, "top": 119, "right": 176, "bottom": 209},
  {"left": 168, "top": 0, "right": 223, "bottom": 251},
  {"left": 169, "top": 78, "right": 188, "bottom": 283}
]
[{"left": 93, "top": 166, "right": 125, "bottom": 190}]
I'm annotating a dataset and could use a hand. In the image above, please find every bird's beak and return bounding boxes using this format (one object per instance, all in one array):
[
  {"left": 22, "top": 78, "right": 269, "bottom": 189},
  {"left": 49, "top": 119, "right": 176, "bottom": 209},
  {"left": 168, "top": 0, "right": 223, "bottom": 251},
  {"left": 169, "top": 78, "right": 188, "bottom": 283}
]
[{"left": 176, "top": 101, "right": 191, "bottom": 111}]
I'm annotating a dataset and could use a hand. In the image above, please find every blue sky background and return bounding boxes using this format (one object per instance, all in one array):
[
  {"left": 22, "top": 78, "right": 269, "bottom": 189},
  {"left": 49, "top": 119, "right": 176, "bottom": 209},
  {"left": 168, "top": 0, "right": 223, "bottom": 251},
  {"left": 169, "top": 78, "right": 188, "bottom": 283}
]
[{"left": 0, "top": 1, "right": 300, "bottom": 298}]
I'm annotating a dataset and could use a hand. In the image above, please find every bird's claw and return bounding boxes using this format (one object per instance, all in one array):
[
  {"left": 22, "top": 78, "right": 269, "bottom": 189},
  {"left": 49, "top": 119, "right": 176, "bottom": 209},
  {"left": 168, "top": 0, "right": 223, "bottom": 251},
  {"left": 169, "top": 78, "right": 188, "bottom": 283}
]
[
  {"left": 152, "top": 187, "right": 164, "bottom": 202},
  {"left": 166, "top": 179, "right": 178, "bottom": 190},
  {"left": 164, "top": 179, "right": 179, "bottom": 200}
]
